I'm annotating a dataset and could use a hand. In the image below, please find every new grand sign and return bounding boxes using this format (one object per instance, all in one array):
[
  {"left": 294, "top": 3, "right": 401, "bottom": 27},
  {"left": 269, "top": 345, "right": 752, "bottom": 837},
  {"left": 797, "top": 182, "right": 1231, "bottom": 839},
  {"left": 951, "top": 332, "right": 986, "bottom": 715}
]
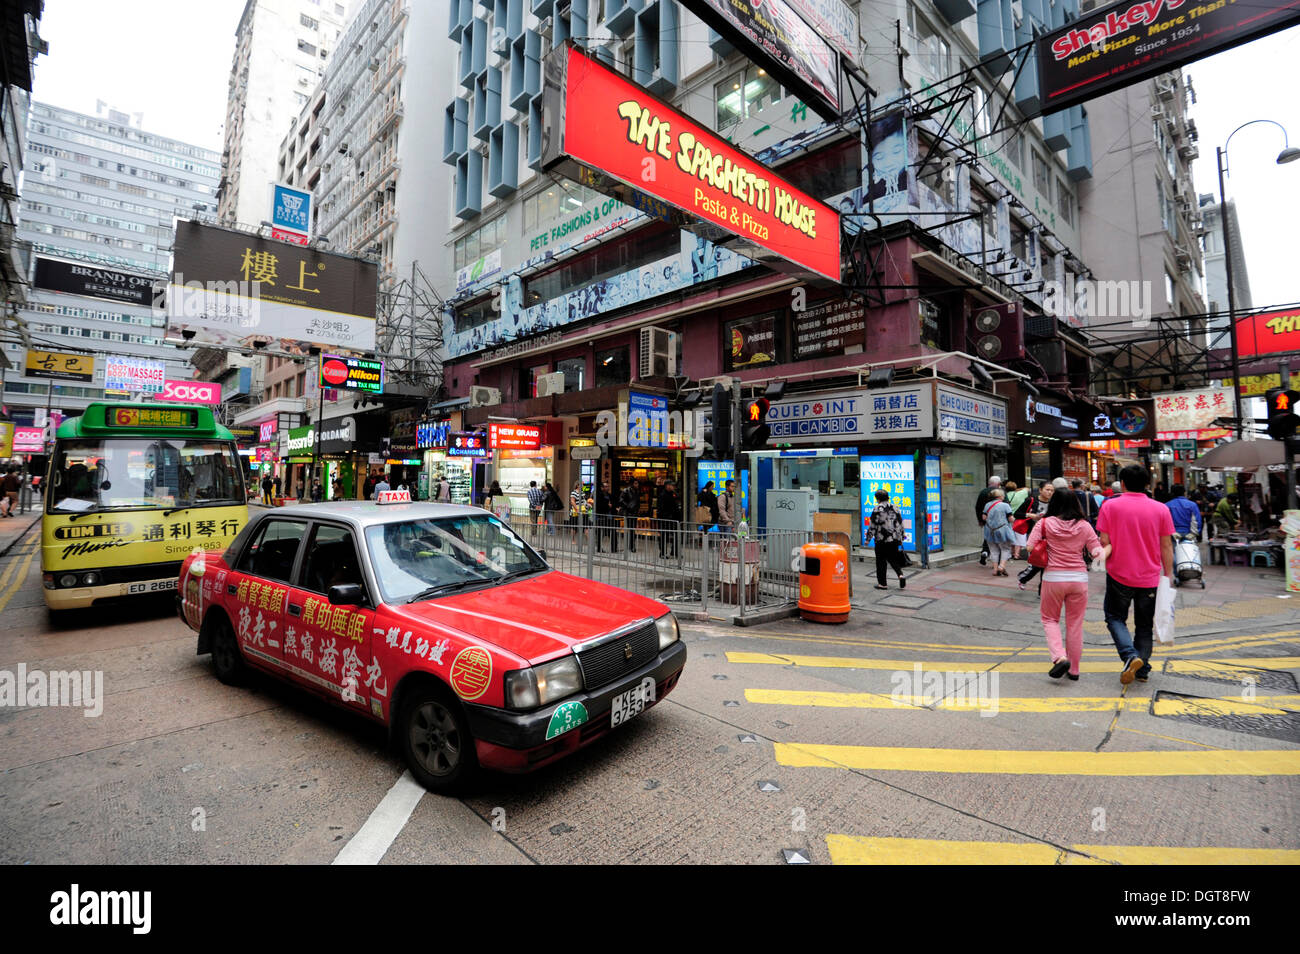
[
  {"left": 1037, "top": 0, "right": 1300, "bottom": 113},
  {"left": 543, "top": 46, "right": 840, "bottom": 283}
]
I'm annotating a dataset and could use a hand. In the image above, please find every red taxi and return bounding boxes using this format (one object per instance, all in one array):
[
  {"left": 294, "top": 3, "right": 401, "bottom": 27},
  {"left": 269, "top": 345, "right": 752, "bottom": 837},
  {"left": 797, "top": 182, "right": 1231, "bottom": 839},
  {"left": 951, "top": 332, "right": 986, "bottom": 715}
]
[{"left": 177, "top": 493, "right": 687, "bottom": 791}]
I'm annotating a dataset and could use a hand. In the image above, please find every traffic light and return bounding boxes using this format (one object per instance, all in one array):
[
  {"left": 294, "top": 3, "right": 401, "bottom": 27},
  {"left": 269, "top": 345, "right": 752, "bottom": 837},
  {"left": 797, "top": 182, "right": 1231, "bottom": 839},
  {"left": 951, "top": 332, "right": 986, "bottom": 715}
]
[
  {"left": 1265, "top": 388, "right": 1300, "bottom": 440},
  {"left": 706, "top": 383, "right": 732, "bottom": 457},
  {"left": 742, "top": 397, "right": 771, "bottom": 450}
]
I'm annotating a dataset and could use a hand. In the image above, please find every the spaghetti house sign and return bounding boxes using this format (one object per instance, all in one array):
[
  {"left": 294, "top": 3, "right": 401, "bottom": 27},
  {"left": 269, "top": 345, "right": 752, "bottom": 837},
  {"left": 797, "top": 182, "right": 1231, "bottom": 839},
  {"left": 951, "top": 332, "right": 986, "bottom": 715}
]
[{"left": 542, "top": 44, "right": 841, "bottom": 284}]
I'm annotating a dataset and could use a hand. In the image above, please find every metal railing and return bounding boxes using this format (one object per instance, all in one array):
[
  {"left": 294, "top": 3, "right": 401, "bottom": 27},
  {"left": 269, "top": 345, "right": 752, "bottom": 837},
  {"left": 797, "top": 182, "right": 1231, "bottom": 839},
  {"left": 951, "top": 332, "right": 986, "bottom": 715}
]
[{"left": 502, "top": 506, "right": 826, "bottom": 620}]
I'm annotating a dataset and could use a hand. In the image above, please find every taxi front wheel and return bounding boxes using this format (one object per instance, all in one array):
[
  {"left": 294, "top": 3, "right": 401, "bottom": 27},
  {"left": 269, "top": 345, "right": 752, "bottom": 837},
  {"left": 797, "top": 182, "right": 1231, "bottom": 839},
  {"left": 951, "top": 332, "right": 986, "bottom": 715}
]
[{"left": 400, "top": 685, "right": 478, "bottom": 793}]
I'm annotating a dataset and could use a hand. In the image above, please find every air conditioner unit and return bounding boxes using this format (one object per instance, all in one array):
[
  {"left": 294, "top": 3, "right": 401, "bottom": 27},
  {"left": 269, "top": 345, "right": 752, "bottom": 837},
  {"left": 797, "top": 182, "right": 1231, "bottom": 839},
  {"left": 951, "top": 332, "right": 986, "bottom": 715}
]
[
  {"left": 1174, "top": 246, "right": 1193, "bottom": 269},
  {"left": 535, "top": 372, "right": 565, "bottom": 397},
  {"left": 470, "top": 385, "right": 502, "bottom": 407},
  {"left": 967, "top": 301, "right": 1026, "bottom": 362},
  {"left": 1150, "top": 104, "right": 1166, "bottom": 122},
  {"left": 638, "top": 326, "right": 679, "bottom": 379},
  {"left": 1156, "top": 79, "right": 1176, "bottom": 101},
  {"left": 369, "top": 58, "right": 380, "bottom": 72}
]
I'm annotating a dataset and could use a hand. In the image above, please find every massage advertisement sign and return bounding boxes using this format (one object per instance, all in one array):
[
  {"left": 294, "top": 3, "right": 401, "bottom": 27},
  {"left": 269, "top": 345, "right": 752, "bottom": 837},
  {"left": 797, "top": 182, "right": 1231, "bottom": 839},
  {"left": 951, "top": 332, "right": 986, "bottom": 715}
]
[
  {"left": 544, "top": 45, "right": 840, "bottom": 283},
  {"left": 1036, "top": 0, "right": 1300, "bottom": 114}
]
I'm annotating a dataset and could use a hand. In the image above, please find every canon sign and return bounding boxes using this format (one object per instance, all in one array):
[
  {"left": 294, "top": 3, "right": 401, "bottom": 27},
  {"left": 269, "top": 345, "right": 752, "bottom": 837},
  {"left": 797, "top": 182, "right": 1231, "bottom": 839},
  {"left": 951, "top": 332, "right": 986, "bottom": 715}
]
[{"left": 158, "top": 379, "right": 221, "bottom": 405}]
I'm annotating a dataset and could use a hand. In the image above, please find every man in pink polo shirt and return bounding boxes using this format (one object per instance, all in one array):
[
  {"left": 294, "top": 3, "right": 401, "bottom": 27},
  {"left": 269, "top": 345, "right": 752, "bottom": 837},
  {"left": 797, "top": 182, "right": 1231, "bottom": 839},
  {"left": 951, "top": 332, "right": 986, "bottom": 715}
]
[{"left": 1096, "top": 464, "right": 1174, "bottom": 685}]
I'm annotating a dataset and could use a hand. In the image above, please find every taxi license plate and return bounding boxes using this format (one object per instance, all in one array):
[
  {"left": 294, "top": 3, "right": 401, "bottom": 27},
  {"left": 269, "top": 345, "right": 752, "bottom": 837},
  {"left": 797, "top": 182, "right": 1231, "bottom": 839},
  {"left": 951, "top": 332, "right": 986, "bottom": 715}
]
[
  {"left": 127, "top": 579, "right": 177, "bottom": 595},
  {"left": 610, "top": 677, "right": 657, "bottom": 728}
]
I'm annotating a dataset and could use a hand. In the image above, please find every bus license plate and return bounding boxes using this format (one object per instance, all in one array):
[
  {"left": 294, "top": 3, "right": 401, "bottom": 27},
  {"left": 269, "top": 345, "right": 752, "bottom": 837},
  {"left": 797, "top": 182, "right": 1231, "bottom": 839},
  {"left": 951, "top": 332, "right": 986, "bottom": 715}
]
[{"left": 127, "top": 580, "right": 177, "bottom": 595}]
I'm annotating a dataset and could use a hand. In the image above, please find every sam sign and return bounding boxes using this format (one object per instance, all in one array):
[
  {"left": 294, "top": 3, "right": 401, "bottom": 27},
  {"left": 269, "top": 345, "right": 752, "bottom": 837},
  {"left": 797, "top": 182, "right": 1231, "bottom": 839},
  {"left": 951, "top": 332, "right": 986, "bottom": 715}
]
[
  {"left": 1036, "top": 0, "right": 1300, "bottom": 114},
  {"left": 545, "top": 46, "right": 840, "bottom": 283},
  {"left": 320, "top": 354, "right": 384, "bottom": 394},
  {"left": 488, "top": 423, "right": 542, "bottom": 452}
]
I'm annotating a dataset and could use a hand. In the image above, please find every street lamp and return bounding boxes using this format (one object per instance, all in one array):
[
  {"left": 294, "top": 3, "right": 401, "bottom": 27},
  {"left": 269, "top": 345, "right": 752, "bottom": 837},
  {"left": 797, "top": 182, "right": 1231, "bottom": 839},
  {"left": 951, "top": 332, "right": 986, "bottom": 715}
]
[{"left": 1217, "top": 119, "right": 1300, "bottom": 439}]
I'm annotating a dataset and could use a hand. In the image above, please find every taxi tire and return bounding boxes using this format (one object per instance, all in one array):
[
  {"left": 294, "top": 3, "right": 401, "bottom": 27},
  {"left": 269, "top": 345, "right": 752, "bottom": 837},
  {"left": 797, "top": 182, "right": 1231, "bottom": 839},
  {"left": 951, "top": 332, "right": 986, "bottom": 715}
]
[
  {"left": 399, "top": 683, "right": 479, "bottom": 793},
  {"left": 210, "top": 614, "right": 248, "bottom": 686}
]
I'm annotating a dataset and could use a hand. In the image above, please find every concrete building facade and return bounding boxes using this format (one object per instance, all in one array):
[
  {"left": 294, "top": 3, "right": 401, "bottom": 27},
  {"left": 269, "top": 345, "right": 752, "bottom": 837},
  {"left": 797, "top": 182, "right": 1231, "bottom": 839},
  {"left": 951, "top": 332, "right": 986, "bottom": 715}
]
[{"left": 1197, "top": 193, "right": 1251, "bottom": 351}]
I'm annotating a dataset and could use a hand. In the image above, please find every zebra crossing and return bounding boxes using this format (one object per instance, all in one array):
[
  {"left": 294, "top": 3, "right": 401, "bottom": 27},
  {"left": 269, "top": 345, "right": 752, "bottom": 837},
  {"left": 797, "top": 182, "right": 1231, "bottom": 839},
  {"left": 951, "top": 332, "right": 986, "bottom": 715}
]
[{"left": 727, "top": 628, "right": 1300, "bottom": 864}]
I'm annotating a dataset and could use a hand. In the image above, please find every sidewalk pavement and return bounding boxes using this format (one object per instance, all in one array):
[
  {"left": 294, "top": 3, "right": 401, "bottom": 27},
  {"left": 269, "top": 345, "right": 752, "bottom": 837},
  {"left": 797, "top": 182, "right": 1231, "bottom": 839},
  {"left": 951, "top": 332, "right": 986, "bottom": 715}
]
[{"left": 0, "top": 508, "right": 41, "bottom": 559}]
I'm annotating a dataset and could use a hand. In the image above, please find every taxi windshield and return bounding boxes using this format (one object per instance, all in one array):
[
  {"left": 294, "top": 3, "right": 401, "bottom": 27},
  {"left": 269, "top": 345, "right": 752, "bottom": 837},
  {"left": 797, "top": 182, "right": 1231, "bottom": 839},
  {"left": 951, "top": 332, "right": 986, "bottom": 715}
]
[{"left": 365, "top": 514, "right": 547, "bottom": 604}]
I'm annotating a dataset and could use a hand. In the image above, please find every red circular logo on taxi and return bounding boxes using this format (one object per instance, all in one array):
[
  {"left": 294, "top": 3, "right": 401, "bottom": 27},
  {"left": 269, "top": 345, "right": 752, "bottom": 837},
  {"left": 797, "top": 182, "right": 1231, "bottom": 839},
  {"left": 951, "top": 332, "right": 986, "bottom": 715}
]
[
  {"left": 322, "top": 359, "right": 350, "bottom": 386},
  {"left": 450, "top": 646, "right": 492, "bottom": 700}
]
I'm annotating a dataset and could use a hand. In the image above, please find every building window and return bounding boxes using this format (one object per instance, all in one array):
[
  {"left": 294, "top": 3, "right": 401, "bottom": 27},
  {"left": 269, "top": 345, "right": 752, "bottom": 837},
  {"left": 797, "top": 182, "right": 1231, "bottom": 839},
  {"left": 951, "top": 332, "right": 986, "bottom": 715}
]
[
  {"left": 298, "top": 40, "right": 317, "bottom": 56},
  {"left": 301, "top": 13, "right": 319, "bottom": 29},
  {"left": 1009, "top": 219, "right": 1028, "bottom": 263},
  {"left": 1165, "top": 271, "right": 1175, "bottom": 309},
  {"left": 453, "top": 295, "right": 497, "bottom": 333},
  {"left": 715, "top": 66, "right": 782, "bottom": 131},
  {"left": 916, "top": 138, "right": 955, "bottom": 205},
  {"left": 595, "top": 346, "right": 629, "bottom": 388},
  {"left": 918, "top": 297, "right": 949, "bottom": 351},
  {"left": 453, "top": 214, "right": 507, "bottom": 270},
  {"left": 556, "top": 357, "right": 585, "bottom": 392},
  {"left": 1032, "top": 151, "right": 1050, "bottom": 199},
  {"left": 778, "top": 138, "right": 858, "bottom": 201},
  {"left": 724, "top": 313, "right": 779, "bottom": 371},
  {"left": 908, "top": 5, "right": 951, "bottom": 78},
  {"left": 1007, "top": 130, "right": 1025, "bottom": 169},
  {"left": 1056, "top": 178, "right": 1073, "bottom": 226},
  {"left": 523, "top": 223, "right": 681, "bottom": 307}
]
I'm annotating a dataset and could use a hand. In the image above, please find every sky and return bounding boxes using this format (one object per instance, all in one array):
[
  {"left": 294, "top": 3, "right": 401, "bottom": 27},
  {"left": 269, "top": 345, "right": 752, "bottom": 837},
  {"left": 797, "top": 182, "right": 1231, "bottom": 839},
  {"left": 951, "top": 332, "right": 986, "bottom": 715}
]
[{"left": 26, "top": 3, "right": 1300, "bottom": 310}]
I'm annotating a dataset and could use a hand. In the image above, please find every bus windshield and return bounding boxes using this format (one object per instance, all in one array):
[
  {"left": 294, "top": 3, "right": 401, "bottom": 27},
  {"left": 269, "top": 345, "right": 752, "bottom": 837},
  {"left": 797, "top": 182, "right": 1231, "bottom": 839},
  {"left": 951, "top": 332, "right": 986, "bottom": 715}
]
[{"left": 48, "top": 439, "right": 245, "bottom": 514}]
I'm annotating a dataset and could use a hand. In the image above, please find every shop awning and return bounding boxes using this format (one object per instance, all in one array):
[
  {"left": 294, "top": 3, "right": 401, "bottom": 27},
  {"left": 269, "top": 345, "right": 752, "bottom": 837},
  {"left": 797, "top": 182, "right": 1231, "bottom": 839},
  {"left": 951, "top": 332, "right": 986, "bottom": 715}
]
[{"left": 428, "top": 397, "right": 470, "bottom": 411}]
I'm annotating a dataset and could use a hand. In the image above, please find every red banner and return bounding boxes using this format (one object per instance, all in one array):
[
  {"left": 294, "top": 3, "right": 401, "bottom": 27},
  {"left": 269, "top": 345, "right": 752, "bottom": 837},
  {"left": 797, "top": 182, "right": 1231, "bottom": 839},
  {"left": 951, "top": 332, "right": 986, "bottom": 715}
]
[
  {"left": 560, "top": 47, "right": 840, "bottom": 283},
  {"left": 1237, "top": 307, "right": 1300, "bottom": 359}
]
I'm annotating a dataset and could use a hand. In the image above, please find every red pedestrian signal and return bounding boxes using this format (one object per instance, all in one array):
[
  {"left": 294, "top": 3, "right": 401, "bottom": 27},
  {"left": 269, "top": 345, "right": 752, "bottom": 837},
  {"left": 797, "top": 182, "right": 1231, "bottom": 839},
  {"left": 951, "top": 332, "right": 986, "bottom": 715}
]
[
  {"left": 742, "top": 398, "right": 771, "bottom": 450},
  {"left": 1265, "top": 388, "right": 1300, "bottom": 440}
]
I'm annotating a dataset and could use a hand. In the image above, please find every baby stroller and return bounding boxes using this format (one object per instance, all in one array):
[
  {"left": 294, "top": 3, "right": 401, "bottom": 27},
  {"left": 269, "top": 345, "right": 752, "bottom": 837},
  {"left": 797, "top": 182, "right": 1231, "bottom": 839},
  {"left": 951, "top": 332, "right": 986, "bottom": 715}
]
[{"left": 1173, "top": 532, "right": 1205, "bottom": 588}]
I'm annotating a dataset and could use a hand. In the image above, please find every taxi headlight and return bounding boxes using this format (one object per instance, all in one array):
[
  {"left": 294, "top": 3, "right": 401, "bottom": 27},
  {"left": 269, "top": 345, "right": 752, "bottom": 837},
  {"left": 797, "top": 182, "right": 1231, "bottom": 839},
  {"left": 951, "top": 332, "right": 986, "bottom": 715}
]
[
  {"left": 655, "top": 612, "right": 679, "bottom": 650},
  {"left": 504, "top": 655, "right": 582, "bottom": 710}
]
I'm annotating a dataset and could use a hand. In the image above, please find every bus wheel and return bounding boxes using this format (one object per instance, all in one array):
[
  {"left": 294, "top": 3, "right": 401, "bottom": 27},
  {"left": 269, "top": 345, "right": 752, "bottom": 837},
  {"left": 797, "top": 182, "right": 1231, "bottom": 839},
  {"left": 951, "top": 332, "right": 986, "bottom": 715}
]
[{"left": 210, "top": 615, "right": 247, "bottom": 686}]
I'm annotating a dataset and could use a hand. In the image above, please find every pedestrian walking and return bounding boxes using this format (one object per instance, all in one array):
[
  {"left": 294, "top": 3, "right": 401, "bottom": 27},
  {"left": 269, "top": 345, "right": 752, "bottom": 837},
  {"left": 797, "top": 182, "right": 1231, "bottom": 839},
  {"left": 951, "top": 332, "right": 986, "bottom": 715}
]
[
  {"left": 982, "top": 488, "right": 1015, "bottom": 576},
  {"left": 436, "top": 473, "right": 451, "bottom": 503},
  {"left": 717, "top": 479, "right": 736, "bottom": 531},
  {"left": 1027, "top": 488, "right": 1107, "bottom": 681},
  {"left": 697, "top": 480, "right": 720, "bottom": 529},
  {"left": 485, "top": 480, "right": 509, "bottom": 520},
  {"left": 1073, "top": 478, "right": 1100, "bottom": 527},
  {"left": 1165, "top": 483, "right": 1201, "bottom": 542},
  {"left": 0, "top": 466, "right": 18, "bottom": 517},
  {"left": 1096, "top": 463, "right": 1175, "bottom": 685},
  {"left": 527, "top": 480, "right": 545, "bottom": 525},
  {"left": 362, "top": 473, "right": 375, "bottom": 501},
  {"left": 595, "top": 479, "right": 618, "bottom": 553},
  {"left": 373, "top": 473, "right": 390, "bottom": 499},
  {"left": 975, "top": 476, "right": 1001, "bottom": 565},
  {"left": 866, "top": 489, "right": 908, "bottom": 589},
  {"left": 658, "top": 480, "right": 682, "bottom": 558},
  {"left": 1017, "top": 482, "right": 1056, "bottom": 590},
  {"left": 311, "top": 479, "right": 323, "bottom": 502},
  {"left": 1007, "top": 480, "right": 1032, "bottom": 558},
  {"left": 260, "top": 473, "right": 274, "bottom": 506},
  {"left": 619, "top": 479, "right": 641, "bottom": 552},
  {"left": 543, "top": 481, "right": 564, "bottom": 534}
]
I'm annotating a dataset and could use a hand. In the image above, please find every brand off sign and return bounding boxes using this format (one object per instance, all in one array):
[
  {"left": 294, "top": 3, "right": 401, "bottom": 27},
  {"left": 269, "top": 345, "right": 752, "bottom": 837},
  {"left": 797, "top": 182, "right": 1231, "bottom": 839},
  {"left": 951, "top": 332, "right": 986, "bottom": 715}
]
[{"left": 159, "top": 379, "right": 221, "bottom": 405}]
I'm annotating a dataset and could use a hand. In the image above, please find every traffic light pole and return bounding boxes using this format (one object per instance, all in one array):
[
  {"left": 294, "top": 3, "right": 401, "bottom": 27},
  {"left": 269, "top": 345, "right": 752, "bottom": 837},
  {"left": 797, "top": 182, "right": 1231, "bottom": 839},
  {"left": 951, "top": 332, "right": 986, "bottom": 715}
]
[
  {"left": 1286, "top": 364, "right": 1296, "bottom": 512},
  {"left": 733, "top": 382, "right": 744, "bottom": 529}
]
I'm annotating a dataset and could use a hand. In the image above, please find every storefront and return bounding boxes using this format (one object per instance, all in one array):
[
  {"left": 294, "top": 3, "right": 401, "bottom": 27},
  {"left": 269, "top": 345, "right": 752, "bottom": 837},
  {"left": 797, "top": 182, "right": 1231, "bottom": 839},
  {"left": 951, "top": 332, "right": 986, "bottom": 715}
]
[
  {"left": 316, "top": 416, "right": 362, "bottom": 500},
  {"left": 748, "top": 380, "right": 1007, "bottom": 558}
]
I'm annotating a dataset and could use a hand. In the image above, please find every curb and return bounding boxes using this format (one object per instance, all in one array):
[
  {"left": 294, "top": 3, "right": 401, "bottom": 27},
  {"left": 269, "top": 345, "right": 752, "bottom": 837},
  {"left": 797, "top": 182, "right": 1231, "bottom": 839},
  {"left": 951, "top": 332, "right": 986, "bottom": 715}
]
[
  {"left": 0, "top": 516, "right": 40, "bottom": 560},
  {"left": 732, "top": 605, "right": 800, "bottom": 627}
]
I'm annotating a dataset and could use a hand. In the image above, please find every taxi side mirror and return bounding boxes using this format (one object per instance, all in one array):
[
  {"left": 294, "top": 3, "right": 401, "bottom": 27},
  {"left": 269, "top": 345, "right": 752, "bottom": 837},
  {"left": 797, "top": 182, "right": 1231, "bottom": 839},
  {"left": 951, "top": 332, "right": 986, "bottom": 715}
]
[
  {"left": 328, "top": 583, "right": 366, "bottom": 606},
  {"left": 537, "top": 548, "right": 547, "bottom": 562}
]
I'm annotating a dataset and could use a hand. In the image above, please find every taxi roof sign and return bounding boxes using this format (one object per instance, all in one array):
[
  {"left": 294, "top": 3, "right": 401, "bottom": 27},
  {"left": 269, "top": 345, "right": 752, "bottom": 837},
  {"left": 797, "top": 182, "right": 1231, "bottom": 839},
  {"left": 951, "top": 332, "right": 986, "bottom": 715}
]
[{"left": 376, "top": 489, "right": 412, "bottom": 504}]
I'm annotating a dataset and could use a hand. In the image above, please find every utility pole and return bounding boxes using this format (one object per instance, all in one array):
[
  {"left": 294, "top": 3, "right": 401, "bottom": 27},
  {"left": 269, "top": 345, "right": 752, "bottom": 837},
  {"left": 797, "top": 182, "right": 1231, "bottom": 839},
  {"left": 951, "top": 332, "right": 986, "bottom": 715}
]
[
  {"left": 732, "top": 381, "right": 744, "bottom": 529},
  {"left": 1285, "top": 363, "right": 1297, "bottom": 512},
  {"left": 1217, "top": 146, "right": 1245, "bottom": 441}
]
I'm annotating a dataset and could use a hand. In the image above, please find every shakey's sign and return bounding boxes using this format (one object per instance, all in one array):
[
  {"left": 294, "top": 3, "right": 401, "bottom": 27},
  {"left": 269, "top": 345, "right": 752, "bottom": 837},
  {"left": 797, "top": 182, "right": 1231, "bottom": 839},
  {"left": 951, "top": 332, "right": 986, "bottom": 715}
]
[
  {"left": 1037, "top": 0, "right": 1300, "bottom": 114},
  {"left": 1236, "top": 306, "right": 1300, "bottom": 359},
  {"left": 542, "top": 45, "right": 841, "bottom": 283}
]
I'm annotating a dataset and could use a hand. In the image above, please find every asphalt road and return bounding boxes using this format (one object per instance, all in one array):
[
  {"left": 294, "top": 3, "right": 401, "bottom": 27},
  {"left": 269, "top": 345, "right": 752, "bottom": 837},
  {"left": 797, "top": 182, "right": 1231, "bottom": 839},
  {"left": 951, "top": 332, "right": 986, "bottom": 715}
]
[{"left": 1, "top": 531, "right": 1298, "bottom": 865}]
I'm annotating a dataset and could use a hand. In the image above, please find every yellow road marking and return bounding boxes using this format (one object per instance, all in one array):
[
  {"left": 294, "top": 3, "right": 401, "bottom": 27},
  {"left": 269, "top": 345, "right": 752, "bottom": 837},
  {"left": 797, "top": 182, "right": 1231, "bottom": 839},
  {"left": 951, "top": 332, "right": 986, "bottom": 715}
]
[
  {"left": 774, "top": 743, "right": 1300, "bottom": 775},
  {"left": 1113, "top": 726, "right": 1223, "bottom": 750},
  {"left": 0, "top": 543, "right": 40, "bottom": 614},
  {"left": 727, "top": 650, "right": 1300, "bottom": 673},
  {"left": 748, "top": 629, "right": 1300, "bottom": 656},
  {"left": 0, "top": 540, "right": 38, "bottom": 593},
  {"left": 826, "top": 835, "right": 1300, "bottom": 866},
  {"left": 744, "top": 688, "right": 1300, "bottom": 715}
]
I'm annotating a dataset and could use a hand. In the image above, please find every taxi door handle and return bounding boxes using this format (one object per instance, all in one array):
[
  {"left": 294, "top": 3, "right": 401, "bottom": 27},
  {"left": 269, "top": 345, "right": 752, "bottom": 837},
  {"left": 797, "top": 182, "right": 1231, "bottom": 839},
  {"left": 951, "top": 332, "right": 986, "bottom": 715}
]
[{"left": 288, "top": 603, "right": 301, "bottom": 617}]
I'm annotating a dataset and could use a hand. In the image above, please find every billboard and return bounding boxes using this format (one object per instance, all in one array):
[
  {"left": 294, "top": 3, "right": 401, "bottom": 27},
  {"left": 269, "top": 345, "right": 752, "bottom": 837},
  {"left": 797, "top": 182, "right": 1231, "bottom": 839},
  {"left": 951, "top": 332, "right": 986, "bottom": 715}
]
[
  {"left": 104, "top": 356, "right": 166, "bottom": 394},
  {"left": 320, "top": 353, "right": 384, "bottom": 394},
  {"left": 166, "top": 220, "right": 377, "bottom": 352},
  {"left": 543, "top": 46, "right": 841, "bottom": 283},
  {"left": 13, "top": 426, "right": 45, "bottom": 453},
  {"left": 680, "top": 0, "right": 842, "bottom": 119},
  {"left": 1079, "top": 399, "right": 1156, "bottom": 441},
  {"left": 24, "top": 350, "right": 94, "bottom": 382},
  {"left": 33, "top": 256, "right": 155, "bottom": 307},
  {"left": 1237, "top": 306, "right": 1300, "bottom": 359},
  {"left": 1153, "top": 387, "right": 1232, "bottom": 437},
  {"left": 271, "top": 182, "right": 312, "bottom": 242},
  {"left": 1036, "top": 0, "right": 1300, "bottom": 114},
  {"left": 159, "top": 379, "right": 222, "bottom": 405},
  {"left": 786, "top": 0, "right": 859, "bottom": 60}
]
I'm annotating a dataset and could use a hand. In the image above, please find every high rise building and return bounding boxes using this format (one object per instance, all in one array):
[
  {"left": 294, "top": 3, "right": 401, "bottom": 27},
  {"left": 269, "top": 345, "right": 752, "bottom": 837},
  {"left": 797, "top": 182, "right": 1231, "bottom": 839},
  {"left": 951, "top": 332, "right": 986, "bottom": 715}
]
[
  {"left": 1077, "top": 71, "right": 1207, "bottom": 391},
  {"left": 1197, "top": 193, "right": 1252, "bottom": 350},
  {"left": 217, "top": 0, "right": 352, "bottom": 230},
  {"left": 1, "top": 0, "right": 45, "bottom": 350},
  {"left": 4, "top": 103, "right": 220, "bottom": 422}
]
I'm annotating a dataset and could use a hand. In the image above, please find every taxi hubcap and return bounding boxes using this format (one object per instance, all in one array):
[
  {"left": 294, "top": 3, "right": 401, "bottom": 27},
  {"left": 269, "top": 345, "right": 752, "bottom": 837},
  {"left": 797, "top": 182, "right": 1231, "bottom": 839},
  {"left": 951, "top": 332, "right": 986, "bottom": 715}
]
[{"left": 410, "top": 702, "right": 460, "bottom": 776}]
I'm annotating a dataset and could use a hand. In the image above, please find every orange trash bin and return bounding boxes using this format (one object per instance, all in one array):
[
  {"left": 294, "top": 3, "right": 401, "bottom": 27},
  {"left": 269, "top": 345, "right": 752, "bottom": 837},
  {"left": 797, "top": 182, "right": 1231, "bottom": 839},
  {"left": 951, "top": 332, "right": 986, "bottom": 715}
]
[{"left": 798, "top": 542, "right": 850, "bottom": 624}]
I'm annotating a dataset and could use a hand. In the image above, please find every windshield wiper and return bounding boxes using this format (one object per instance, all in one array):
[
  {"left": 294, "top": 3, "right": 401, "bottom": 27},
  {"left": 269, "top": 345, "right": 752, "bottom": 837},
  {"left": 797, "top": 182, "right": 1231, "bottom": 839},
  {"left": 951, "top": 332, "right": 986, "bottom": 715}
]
[
  {"left": 406, "top": 579, "right": 492, "bottom": 603},
  {"left": 66, "top": 506, "right": 101, "bottom": 522},
  {"left": 163, "top": 505, "right": 195, "bottom": 518},
  {"left": 494, "top": 567, "right": 545, "bottom": 586}
]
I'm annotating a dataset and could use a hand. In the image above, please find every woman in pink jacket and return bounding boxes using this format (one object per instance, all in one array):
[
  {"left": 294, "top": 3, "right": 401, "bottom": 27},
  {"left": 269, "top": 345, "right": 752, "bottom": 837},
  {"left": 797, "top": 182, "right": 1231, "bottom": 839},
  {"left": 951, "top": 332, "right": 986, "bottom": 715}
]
[{"left": 1026, "top": 489, "right": 1110, "bottom": 680}]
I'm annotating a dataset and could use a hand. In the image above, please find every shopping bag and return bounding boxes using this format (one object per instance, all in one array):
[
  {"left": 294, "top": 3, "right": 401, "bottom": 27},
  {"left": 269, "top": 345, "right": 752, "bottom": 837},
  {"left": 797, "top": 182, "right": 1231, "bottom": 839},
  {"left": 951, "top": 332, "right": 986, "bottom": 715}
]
[{"left": 1154, "top": 576, "right": 1176, "bottom": 645}]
